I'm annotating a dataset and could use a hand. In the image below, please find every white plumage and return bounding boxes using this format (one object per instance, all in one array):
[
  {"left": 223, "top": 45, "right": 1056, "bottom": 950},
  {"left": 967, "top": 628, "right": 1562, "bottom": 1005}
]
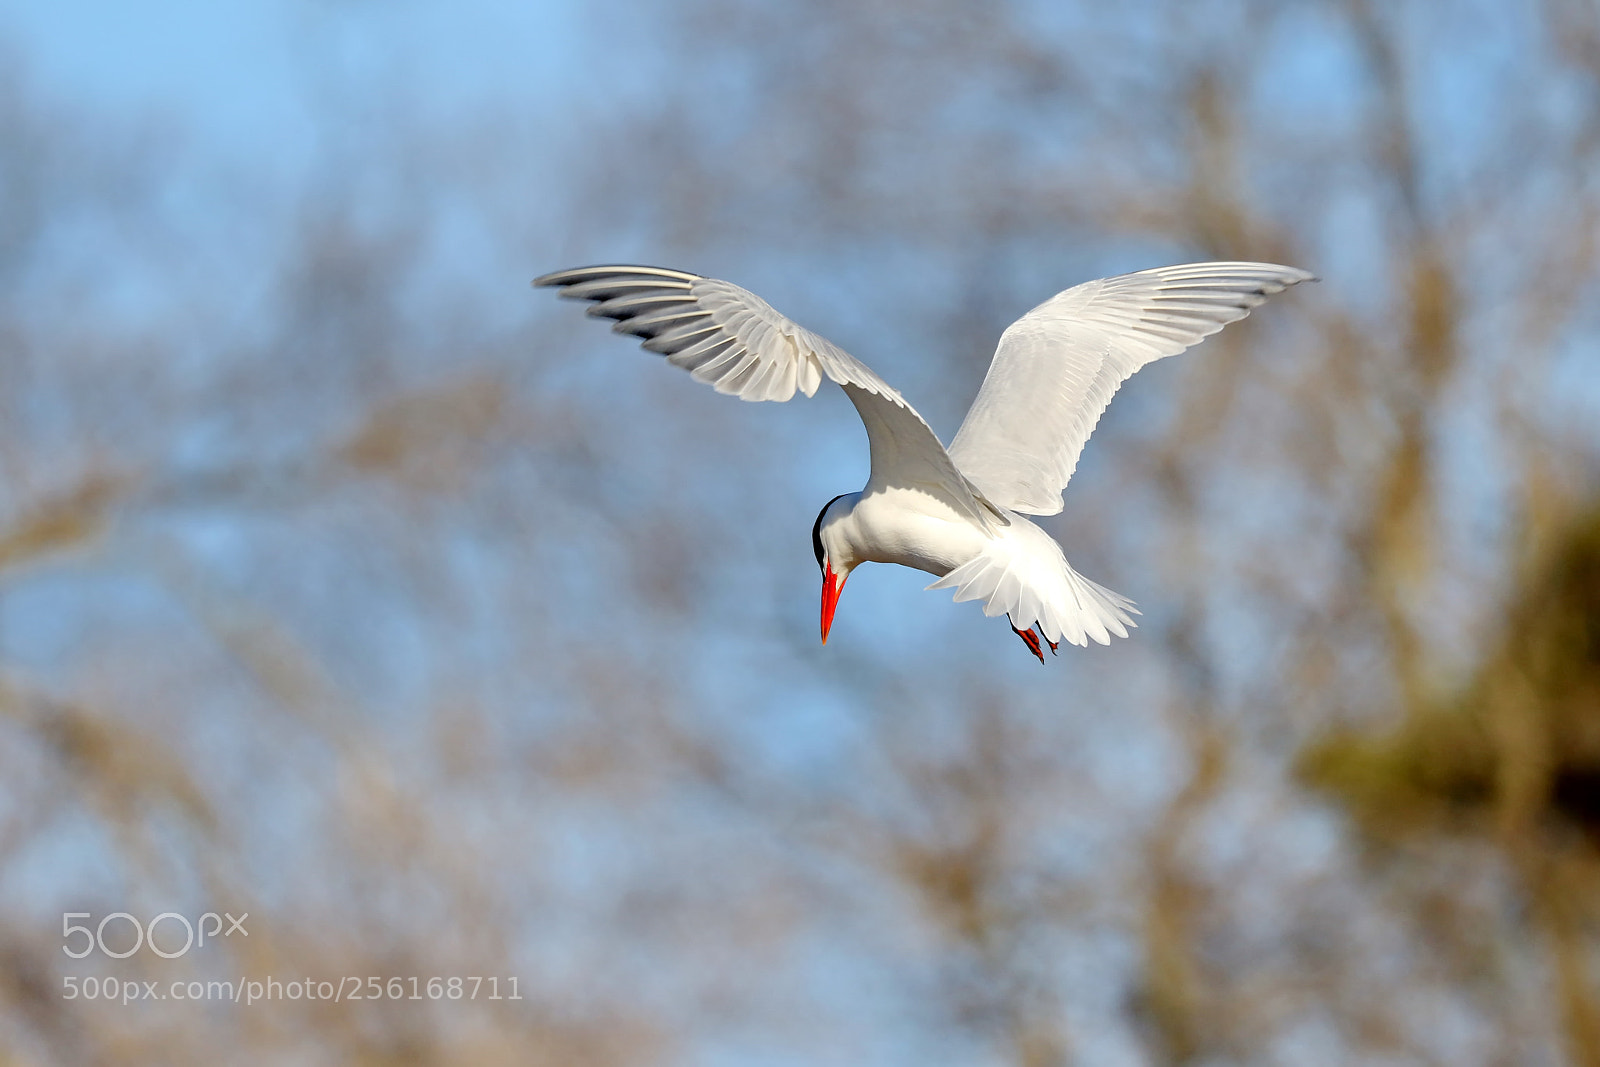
[{"left": 535, "top": 260, "right": 1313, "bottom": 660}]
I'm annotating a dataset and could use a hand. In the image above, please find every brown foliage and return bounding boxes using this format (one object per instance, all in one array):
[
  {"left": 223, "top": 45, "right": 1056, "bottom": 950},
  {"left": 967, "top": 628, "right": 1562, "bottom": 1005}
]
[{"left": 1, "top": 1, "right": 1599, "bottom": 1064}]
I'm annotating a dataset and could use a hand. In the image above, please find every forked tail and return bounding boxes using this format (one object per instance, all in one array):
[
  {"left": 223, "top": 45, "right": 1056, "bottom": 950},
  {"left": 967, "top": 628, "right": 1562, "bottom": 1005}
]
[{"left": 926, "top": 522, "right": 1139, "bottom": 648}]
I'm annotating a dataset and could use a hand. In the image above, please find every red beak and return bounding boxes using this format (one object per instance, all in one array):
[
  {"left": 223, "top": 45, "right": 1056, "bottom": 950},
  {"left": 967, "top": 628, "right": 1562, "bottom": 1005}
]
[{"left": 820, "top": 562, "right": 847, "bottom": 644}]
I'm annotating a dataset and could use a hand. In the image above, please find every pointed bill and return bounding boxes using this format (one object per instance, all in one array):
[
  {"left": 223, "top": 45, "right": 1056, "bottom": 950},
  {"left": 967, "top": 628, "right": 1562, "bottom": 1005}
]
[{"left": 820, "top": 562, "right": 847, "bottom": 644}]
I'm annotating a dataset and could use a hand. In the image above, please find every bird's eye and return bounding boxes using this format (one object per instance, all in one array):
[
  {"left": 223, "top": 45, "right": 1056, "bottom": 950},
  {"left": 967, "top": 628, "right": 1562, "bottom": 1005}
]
[{"left": 811, "top": 494, "right": 844, "bottom": 571}]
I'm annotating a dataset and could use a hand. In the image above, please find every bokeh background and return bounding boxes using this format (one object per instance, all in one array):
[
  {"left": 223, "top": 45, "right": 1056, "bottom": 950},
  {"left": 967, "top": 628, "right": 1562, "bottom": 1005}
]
[{"left": 1, "top": 0, "right": 1598, "bottom": 1064}]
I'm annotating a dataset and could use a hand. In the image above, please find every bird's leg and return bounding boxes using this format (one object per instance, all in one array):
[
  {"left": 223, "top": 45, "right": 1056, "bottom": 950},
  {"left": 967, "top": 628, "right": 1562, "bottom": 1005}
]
[{"left": 1011, "top": 622, "right": 1046, "bottom": 664}]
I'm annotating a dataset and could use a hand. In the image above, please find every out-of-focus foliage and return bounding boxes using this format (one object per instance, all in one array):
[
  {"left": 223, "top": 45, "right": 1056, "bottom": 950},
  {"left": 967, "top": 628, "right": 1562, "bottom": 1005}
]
[
  {"left": 0, "top": 1, "right": 1597, "bottom": 1065},
  {"left": 1302, "top": 501, "right": 1600, "bottom": 845},
  {"left": 1301, "top": 499, "right": 1600, "bottom": 1066}
]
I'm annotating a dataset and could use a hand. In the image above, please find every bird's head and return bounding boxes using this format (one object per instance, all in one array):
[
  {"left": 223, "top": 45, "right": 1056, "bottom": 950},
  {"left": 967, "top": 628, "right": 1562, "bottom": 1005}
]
[{"left": 811, "top": 493, "right": 861, "bottom": 644}]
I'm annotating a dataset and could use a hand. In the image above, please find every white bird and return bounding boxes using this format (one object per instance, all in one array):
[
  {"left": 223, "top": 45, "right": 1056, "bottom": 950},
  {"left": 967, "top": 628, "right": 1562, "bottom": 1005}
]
[{"left": 535, "top": 261, "right": 1313, "bottom": 662}]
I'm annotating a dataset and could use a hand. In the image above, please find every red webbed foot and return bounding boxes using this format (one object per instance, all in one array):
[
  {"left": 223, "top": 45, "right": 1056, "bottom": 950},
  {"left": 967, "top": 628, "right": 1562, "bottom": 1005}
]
[{"left": 1011, "top": 623, "right": 1046, "bottom": 664}]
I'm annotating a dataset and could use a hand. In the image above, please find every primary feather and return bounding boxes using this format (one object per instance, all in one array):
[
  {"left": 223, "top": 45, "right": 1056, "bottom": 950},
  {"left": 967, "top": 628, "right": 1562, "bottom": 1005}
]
[
  {"left": 948, "top": 262, "right": 1316, "bottom": 515},
  {"left": 534, "top": 266, "right": 1000, "bottom": 529}
]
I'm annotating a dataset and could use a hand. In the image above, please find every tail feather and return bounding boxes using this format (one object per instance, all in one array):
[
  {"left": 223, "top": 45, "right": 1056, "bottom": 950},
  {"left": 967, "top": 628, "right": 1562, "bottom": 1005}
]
[{"left": 926, "top": 524, "right": 1139, "bottom": 648}]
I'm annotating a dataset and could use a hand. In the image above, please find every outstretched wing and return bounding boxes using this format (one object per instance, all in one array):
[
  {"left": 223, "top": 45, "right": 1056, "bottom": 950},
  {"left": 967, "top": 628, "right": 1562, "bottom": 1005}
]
[
  {"left": 948, "top": 262, "right": 1315, "bottom": 516},
  {"left": 535, "top": 266, "right": 1000, "bottom": 528}
]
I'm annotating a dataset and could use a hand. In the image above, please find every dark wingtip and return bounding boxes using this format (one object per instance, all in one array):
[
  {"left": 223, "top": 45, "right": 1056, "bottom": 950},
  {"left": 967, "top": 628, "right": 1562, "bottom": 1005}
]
[{"left": 533, "top": 265, "right": 704, "bottom": 291}]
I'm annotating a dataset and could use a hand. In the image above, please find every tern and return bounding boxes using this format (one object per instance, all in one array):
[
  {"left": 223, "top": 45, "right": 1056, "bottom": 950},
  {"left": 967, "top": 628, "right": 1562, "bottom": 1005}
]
[{"left": 535, "top": 261, "right": 1312, "bottom": 662}]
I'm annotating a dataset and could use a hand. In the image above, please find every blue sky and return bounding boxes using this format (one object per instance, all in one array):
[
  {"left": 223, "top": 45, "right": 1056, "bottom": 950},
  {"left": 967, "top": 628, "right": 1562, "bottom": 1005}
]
[
  {"left": 0, "top": 1, "right": 590, "bottom": 151},
  {"left": 4, "top": 3, "right": 1597, "bottom": 1063}
]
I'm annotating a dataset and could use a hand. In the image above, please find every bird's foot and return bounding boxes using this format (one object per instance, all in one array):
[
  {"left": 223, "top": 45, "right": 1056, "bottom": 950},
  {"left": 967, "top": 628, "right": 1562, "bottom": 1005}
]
[{"left": 1011, "top": 624, "right": 1054, "bottom": 664}]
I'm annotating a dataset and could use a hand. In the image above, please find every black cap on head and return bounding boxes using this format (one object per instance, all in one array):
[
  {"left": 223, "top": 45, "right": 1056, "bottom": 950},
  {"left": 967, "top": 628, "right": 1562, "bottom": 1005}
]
[{"left": 812, "top": 494, "right": 846, "bottom": 572}]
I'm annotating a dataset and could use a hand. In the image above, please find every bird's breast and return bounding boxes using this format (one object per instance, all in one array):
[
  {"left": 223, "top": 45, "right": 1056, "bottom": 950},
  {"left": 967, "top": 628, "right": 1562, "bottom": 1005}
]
[{"left": 846, "top": 488, "right": 991, "bottom": 578}]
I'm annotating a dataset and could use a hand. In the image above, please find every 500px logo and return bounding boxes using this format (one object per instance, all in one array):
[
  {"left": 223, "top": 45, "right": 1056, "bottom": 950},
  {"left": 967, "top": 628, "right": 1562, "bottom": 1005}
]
[{"left": 62, "top": 912, "right": 248, "bottom": 959}]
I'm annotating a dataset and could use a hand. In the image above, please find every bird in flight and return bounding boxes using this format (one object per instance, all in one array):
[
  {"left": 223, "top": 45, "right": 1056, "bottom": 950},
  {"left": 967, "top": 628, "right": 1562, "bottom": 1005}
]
[{"left": 535, "top": 261, "right": 1313, "bottom": 662}]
